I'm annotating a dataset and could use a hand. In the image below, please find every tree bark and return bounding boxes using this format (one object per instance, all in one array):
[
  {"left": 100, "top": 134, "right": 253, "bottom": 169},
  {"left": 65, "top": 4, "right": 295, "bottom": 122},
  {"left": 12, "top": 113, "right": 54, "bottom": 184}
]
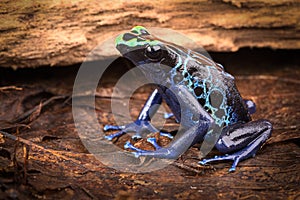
[{"left": 0, "top": 0, "right": 299, "bottom": 69}]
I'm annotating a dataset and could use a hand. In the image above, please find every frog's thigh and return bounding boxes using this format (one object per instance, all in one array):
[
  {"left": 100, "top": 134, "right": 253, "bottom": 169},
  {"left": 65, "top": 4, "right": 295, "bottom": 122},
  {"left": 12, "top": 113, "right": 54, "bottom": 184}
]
[{"left": 216, "top": 119, "right": 272, "bottom": 154}]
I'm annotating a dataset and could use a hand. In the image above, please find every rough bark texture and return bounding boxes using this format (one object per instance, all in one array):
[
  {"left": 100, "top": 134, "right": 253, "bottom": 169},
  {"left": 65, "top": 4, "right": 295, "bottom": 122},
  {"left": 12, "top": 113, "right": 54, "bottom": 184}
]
[{"left": 0, "top": 0, "right": 299, "bottom": 69}]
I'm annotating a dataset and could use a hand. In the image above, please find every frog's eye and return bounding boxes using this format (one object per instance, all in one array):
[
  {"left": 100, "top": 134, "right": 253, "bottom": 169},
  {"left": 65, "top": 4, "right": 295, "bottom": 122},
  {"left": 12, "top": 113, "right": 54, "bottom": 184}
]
[{"left": 145, "top": 45, "right": 163, "bottom": 61}]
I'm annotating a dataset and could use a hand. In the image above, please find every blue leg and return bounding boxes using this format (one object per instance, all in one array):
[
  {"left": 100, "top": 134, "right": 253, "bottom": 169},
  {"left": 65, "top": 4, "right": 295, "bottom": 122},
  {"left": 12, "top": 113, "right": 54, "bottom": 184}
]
[
  {"left": 199, "top": 119, "right": 272, "bottom": 172},
  {"left": 243, "top": 99, "right": 256, "bottom": 114},
  {"left": 104, "top": 89, "right": 162, "bottom": 140},
  {"left": 132, "top": 85, "right": 215, "bottom": 159}
]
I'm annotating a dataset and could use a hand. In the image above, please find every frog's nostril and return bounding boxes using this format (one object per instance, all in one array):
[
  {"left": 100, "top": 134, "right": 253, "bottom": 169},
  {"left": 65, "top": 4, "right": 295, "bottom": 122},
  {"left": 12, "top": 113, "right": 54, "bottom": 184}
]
[{"left": 123, "top": 33, "right": 136, "bottom": 41}]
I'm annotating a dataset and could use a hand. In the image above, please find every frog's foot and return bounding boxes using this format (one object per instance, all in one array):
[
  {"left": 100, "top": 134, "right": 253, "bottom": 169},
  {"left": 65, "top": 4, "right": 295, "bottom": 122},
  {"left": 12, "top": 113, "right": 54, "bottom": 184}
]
[
  {"left": 124, "top": 137, "right": 161, "bottom": 153},
  {"left": 103, "top": 125, "right": 125, "bottom": 140},
  {"left": 199, "top": 153, "right": 243, "bottom": 172},
  {"left": 200, "top": 119, "right": 272, "bottom": 172},
  {"left": 104, "top": 120, "right": 158, "bottom": 141},
  {"left": 124, "top": 135, "right": 186, "bottom": 159}
]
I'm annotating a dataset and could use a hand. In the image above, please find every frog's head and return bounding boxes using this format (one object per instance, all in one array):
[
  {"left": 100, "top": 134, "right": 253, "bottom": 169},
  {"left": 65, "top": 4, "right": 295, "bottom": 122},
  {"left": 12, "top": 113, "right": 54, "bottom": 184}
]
[{"left": 115, "top": 26, "right": 178, "bottom": 84}]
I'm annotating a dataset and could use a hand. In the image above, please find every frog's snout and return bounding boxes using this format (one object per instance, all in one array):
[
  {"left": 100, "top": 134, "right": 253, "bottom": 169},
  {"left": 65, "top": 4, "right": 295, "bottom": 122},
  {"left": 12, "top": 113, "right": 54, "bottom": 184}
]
[
  {"left": 130, "top": 26, "right": 150, "bottom": 35},
  {"left": 115, "top": 33, "right": 125, "bottom": 48},
  {"left": 115, "top": 26, "right": 151, "bottom": 49}
]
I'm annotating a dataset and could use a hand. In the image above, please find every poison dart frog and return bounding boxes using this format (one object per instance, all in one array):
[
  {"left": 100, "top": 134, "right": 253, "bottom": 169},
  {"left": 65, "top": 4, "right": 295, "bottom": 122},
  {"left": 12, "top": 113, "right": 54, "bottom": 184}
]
[{"left": 104, "top": 26, "right": 272, "bottom": 172}]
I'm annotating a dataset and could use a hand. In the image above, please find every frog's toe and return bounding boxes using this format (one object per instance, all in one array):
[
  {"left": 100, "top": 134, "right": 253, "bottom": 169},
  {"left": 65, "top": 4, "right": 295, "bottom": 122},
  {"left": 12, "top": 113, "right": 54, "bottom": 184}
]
[
  {"left": 103, "top": 124, "right": 125, "bottom": 131},
  {"left": 104, "top": 120, "right": 158, "bottom": 141},
  {"left": 159, "top": 132, "right": 173, "bottom": 139},
  {"left": 198, "top": 154, "right": 240, "bottom": 172},
  {"left": 164, "top": 112, "right": 174, "bottom": 119},
  {"left": 131, "top": 134, "right": 142, "bottom": 140},
  {"left": 124, "top": 141, "right": 148, "bottom": 153},
  {"left": 132, "top": 151, "right": 142, "bottom": 158},
  {"left": 198, "top": 159, "right": 208, "bottom": 166},
  {"left": 147, "top": 137, "right": 161, "bottom": 150},
  {"left": 198, "top": 155, "right": 221, "bottom": 165},
  {"left": 104, "top": 131, "right": 125, "bottom": 141},
  {"left": 163, "top": 113, "right": 179, "bottom": 123}
]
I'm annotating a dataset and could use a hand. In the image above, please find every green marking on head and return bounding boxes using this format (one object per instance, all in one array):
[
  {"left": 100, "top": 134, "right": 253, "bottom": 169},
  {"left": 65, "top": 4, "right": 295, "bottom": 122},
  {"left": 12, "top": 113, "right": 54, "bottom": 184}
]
[{"left": 115, "top": 26, "right": 161, "bottom": 49}]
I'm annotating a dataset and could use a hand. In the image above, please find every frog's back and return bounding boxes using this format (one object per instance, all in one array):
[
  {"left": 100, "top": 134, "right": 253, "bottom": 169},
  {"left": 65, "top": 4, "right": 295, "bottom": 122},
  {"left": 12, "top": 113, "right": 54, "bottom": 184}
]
[{"left": 168, "top": 50, "right": 251, "bottom": 127}]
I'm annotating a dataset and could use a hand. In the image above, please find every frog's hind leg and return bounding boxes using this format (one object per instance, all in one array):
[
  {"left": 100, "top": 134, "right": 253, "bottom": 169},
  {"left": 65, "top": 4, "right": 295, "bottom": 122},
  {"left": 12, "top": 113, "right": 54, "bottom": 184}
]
[{"left": 199, "top": 119, "right": 272, "bottom": 172}]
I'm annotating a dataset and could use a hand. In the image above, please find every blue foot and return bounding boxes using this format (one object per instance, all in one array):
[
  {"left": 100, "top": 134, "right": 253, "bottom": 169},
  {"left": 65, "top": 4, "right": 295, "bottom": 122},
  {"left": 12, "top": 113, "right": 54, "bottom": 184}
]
[
  {"left": 124, "top": 141, "right": 148, "bottom": 153},
  {"left": 199, "top": 154, "right": 240, "bottom": 172},
  {"left": 104, "top": 120, "right": 160, "bottom": 141},
  {"left": 147, "top": 138, "right": 161, "bottom": 150}
]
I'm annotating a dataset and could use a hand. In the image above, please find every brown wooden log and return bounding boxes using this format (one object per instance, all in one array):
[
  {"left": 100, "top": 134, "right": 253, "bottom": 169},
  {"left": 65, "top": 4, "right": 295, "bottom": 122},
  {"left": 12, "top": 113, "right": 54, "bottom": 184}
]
[{"left": 0, "top": 0, "right": 299, "bottom": 69}]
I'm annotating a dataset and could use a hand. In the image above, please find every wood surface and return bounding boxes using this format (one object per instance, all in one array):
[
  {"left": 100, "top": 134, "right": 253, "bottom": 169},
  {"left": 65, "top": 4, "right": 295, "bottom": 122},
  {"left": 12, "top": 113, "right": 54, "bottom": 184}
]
[{"left": 0, "top": 0, "right": 299, "bottom": 69}]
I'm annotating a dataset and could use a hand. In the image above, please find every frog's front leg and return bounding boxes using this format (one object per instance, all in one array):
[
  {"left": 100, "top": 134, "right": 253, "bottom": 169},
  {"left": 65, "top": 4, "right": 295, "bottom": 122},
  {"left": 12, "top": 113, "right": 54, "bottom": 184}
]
[
  {"left": 199, "top": 119, "right": 272, "bottom": 172},
  {"left": 104, "top": 89, "right": 167, "bottom": 140},
  {"left": 131, "top": 85, "right": 215, "bottom": 159}
]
